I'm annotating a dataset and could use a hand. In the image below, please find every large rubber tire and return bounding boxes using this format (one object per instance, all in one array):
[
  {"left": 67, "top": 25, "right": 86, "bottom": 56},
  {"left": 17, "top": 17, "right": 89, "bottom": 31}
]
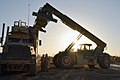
[
  {"left": 0, "top": 64, "right": 4, "bottom": 75},
  {"left": 58, "top": 52, "right": 74, "bottom": 69},
  {"left": 0, "top": 65, "right": 2, "bottom": 75},
  {"left": 53, "top": 53, "right": 60, "bottom": 68},
  {"left": 29, "top": 64, "right": 36, "bottom": 76},
  {"left": 88, "top": 65, "right": 95, "bottom": 69},
  {"left": 98, "top": 53, "right": 110, "bottom": 69}
]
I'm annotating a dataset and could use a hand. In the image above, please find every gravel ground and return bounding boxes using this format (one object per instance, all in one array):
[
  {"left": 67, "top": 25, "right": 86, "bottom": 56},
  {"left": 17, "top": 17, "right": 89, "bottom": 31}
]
[{"left": 0, "top": 66, "right": 120, "bottom": 80}]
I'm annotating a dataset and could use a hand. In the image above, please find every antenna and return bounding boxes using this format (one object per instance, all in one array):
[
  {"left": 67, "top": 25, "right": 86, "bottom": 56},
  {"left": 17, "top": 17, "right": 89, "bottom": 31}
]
[{"left": 28, "top": 4, "right": 30, "bottom": 26}]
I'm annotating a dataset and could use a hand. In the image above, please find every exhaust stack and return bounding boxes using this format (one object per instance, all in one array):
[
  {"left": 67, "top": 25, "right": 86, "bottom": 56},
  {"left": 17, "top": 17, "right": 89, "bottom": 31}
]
[{"left": 1, "top": 23, "right": 5, "bottom": 46}]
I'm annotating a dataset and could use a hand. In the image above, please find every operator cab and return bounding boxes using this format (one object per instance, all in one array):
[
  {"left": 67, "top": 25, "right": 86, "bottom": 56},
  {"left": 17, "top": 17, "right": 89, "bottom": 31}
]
[
  {"left": 76, "top": 44, "right": 93, "bottom": 54},
  {"left": 79, "top": 44, "right": 92, "bottom": 51},
  {"left": 12, "top": 20, "right": 29, "bottom": 33},
  {"left": 7, "top": 20, "right": 32, "bottom": 46},
  {"left": 14, "top": 20, "right": 27, "bottom": 27}
]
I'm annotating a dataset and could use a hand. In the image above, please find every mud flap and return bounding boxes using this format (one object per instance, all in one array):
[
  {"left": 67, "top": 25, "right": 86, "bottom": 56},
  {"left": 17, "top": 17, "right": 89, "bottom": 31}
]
[{"left": 29, "top": 64, "right": 36, "bottom": 76}]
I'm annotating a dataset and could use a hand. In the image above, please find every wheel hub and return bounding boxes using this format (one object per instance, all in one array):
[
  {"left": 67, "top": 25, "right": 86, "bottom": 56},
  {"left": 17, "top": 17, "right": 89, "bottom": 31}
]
[{"left": 62, "top": 56, "right": 71, "bottom": 65}]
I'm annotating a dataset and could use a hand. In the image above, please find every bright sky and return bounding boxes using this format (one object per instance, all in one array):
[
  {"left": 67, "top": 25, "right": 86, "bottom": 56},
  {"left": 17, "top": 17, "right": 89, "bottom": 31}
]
[{"left": 0, "top": 0, "right": 120, "bottom": 56}]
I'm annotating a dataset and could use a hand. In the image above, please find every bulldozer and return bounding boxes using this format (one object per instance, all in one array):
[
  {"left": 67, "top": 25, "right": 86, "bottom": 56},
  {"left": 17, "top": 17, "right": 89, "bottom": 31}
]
[{"left": 32, "top": 3, "right": 110, "bottom": 69}]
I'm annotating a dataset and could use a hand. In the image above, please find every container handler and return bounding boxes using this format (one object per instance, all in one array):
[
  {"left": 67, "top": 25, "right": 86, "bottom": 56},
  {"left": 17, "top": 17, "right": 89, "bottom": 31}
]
[{"left": 32, "top": 3, "right": 110, "bottom": 69}]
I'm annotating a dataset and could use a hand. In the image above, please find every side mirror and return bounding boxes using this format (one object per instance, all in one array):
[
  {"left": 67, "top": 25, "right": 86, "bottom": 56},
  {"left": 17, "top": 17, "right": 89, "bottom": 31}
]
[
  {"left": 39, "top": 40, "right": 42, "bottom": 46},
  {"left": 0, "top": 37, "right": 1, "bottom": 43}
]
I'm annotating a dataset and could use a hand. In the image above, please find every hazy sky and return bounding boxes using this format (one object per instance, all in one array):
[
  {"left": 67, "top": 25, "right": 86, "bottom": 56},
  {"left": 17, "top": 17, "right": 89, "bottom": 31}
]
[{"left": 0, "top": 0, "right": 120, "bottom": 56}]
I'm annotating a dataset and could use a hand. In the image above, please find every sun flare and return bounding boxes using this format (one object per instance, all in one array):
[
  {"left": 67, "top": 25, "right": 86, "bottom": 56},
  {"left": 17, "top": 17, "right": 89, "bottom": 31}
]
[{"left": 62, "top": 31, "right": 96, "bottom": 52}]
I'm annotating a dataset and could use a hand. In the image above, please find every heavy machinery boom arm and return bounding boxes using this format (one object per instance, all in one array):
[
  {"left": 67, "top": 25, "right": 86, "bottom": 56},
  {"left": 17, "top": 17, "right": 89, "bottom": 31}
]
[{"left": 33, "top": 3, "right": 106, "bottom": 52}]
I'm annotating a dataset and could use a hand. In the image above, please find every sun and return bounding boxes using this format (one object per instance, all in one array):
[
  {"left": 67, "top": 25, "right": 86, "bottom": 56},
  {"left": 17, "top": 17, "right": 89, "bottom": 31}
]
[{"left": 62, "top": 31, "right": 96, "bottom": 52}]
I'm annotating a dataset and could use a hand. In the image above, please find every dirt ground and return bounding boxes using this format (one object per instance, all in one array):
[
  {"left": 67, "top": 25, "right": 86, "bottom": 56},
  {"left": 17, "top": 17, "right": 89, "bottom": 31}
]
[{"left": 0, "top": 66, "right": 120, "bottom": 80}]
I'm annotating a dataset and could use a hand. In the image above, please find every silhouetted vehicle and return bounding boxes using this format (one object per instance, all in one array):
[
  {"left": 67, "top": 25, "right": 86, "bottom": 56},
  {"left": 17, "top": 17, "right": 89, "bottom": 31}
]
[
  {"left": 32, "top": 3, "right": 110, "bottom": 69},
  {"left": 0, "top": 20, "right": 43, "bottom": 75}
]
